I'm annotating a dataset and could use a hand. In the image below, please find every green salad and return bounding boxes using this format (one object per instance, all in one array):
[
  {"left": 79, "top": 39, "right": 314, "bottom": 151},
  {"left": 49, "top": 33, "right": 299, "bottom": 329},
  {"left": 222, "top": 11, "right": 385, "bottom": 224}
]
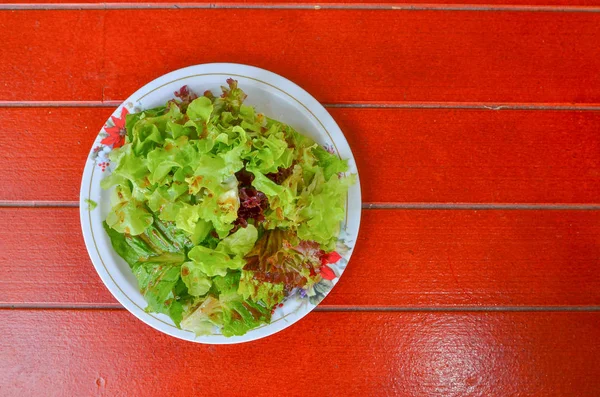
[{"left": 101, "top": 80, "right": 355, "bottom": 336}]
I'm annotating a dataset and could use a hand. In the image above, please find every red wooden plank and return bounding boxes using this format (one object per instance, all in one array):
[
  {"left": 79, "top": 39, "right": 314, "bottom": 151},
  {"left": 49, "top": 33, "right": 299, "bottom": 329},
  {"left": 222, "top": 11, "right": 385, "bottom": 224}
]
[
  {"left": 4, "top": 0, "right": 600, "bottom": 5},
  {"left": 2, "top": 208, "right": 599, "bottom": 306},
  {"left": 0, "top": 108, "right": 109, "bottom": 202},
  {"left": 0, "top": 208, "right": 116, "bottom": 305},
  {"left": 1, "top": 310, "right": 600, "bottom": 395},
  {"left": 2, "top": 108, "right": 599, "bottom": 203},
  {"left": 338, "top": 109, "right": 600, "bottom": 204},
  {"left": 2, "top": 10, "right": 600, "bottom": 103},
  {"left": 0, "top": 11, "right": 105, "bottom": 101}
]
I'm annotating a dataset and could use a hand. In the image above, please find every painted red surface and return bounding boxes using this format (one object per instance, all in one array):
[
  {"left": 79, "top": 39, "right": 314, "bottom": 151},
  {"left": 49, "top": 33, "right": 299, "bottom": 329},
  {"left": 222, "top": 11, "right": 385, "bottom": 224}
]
[
  {"left": 1, "top": 108, "right": 599, "bottom": 203},
  {"left": 2, "top": 310, "right": 600, "bottom": 395},
  {"left": 2, "top": 208, "right": 599, "bottom": 307},
  {"left": 2, "top": 11, "right": 600, "bottom": 103},
  {"left": 1, "top": 3, "right": 600, "bottom": 395},
  {"left": 4, "top": 0, "right": 600, "bottom": 4}
]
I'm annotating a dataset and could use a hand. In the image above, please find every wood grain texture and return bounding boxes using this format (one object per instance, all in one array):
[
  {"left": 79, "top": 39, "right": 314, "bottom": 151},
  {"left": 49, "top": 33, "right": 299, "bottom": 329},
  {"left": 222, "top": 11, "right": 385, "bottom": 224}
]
[
  {"left": 2, "top": 10, "right": 600, "bottom": 103},
  {"left": 1, "top": 310, "right": 600, "bottom": 395},
  {"left": 4, "top": 0, "right": 600, "bottom": 5},
  {"left": 2, "top": 107, "right": 599, "bottom": 203},
  {"left": 2, "top": 208, "right": 599, "bottom": 306}
]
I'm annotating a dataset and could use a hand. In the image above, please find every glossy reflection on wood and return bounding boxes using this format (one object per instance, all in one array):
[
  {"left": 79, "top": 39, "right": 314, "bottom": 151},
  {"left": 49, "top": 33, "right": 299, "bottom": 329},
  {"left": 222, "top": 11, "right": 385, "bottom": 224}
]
[{"left": 1, "top": 310, "right": 600, "bottom": 395}]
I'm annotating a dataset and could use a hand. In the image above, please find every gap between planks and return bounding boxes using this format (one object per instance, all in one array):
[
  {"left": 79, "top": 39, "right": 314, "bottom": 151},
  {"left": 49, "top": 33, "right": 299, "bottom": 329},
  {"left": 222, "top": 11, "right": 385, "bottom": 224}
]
[
  {"left": 2, "top": 201, "right": 600, "bottom": 209},
  {"left": 1, "top": 101, "right": 600, "bottom": 111},
  {"left": 3, "top": 303, "right": 600, "bottom": 311},
  {"left": 2, "top": 3, "right": 600, "bottom": 12}
]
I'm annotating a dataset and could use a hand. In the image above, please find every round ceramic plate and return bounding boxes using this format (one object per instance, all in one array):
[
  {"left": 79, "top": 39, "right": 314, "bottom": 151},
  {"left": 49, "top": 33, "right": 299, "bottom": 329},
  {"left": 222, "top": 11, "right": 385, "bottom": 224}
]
[{"left": 79, "top": 63, "right": 361, "bottom": 344}]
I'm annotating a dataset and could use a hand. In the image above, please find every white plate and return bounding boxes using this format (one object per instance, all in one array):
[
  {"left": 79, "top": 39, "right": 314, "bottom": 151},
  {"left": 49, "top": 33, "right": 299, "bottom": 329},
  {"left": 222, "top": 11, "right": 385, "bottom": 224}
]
[{"left": 79, "top": 63, "right": 361, "bottom": 344}]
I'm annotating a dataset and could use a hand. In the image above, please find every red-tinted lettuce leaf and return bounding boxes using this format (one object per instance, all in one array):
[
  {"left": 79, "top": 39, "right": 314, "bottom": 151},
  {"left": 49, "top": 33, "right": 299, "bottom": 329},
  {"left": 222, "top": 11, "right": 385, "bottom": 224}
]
[
  {"left": 243, "top": 229, "right": 324, "bottom": 291},
  {"left": 265, "top": 163, "right": 296, "bottom": 185}
]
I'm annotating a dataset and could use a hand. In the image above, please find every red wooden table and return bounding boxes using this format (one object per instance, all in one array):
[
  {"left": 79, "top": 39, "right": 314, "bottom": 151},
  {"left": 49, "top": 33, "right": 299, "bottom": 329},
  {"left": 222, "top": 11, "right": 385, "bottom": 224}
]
[{"left": 1, "top": 0, "right": 600, "bottom": 394}]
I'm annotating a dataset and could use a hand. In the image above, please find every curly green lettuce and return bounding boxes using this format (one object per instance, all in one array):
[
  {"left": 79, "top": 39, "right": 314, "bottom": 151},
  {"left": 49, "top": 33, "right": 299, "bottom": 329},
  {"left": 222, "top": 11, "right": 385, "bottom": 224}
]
[{"left": 101, "top": 79, "right": 354, "bottom": 337}]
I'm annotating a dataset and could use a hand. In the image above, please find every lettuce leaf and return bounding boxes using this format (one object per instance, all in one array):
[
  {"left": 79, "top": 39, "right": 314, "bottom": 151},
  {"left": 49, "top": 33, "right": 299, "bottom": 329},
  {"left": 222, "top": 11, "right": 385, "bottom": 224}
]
[
  {"left": 217, "top": 224, "right": 258, "bottom": 257},
  {"left": 181, "top": 270, "right": 270, "bottom": 337},
  {"left": 105, "top": 185, "right": 153, "bottom": 236},
  {"left": 130, "top": 104, "right": 182, "bottom": 155},
  {"left": 103, "top": 221, "right": 141, "bottom": 266},
  {"left": 187, "top": 96, "right": 214, "bottom": 122},
  {"left": 238, "top": 270, "right": 285, "bottom": 309},
  {"left": 219, "top": 291, "right": 270, "bottom": 337},
  {"left": 312, "top": 146, "right": 349, "bottom": 180},
  {"left": 181, "top": 261, "right": 212, "bottom": 296},
  {"left": 180, "top": 295, "right": 222, "bottom": 336},
  {"left": 212, "top": 270, "right": 241, "bottom": 294},
  {"left": 186, "top": 225, "right": 257, "bottom": 278},
  {"left": 133, "top": 262, "right": 186, "bottom": 325},
  {"left": 297, "top": 169, "right": 355, "bottom": 250},
  {"left": 187, "top": 245, "right": 245, "bottom": 277}
]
